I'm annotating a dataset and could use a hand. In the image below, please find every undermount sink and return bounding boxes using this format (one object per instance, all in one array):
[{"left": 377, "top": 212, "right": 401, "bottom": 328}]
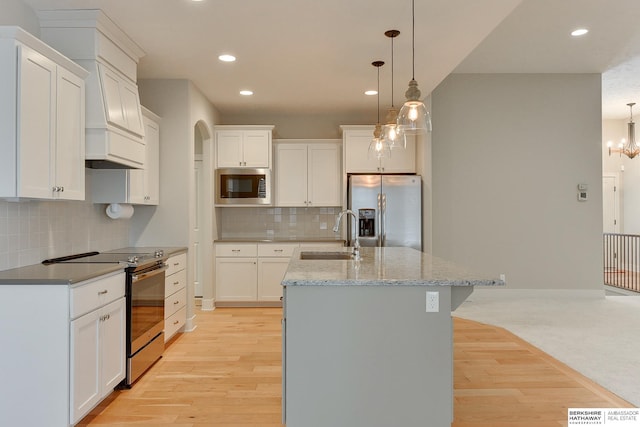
[{"left": 299, "top": 251, "right": 353, "bottom": 260}]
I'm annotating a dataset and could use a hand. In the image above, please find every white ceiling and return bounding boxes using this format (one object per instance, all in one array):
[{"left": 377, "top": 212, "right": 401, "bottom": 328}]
[{"left": 20, "top": 0, "right": 640, "bottom": 120}]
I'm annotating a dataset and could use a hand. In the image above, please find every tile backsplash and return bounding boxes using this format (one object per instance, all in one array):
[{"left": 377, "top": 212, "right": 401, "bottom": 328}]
[
  {"left": 218, "top": 207, "right": 342, "bottom": 239},
  {"left": 0, "top": 194, "right": 130, "bottom": 272}
]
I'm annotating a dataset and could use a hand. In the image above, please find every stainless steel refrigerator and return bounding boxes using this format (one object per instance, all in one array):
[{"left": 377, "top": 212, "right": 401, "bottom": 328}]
[{"left": 348, "top": 175, "right": 422, "bottom": 251}]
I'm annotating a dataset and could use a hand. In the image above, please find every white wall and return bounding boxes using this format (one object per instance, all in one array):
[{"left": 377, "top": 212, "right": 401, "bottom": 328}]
[
  {"left": 431, "top": 73, "right": 603, "bottom": 290},
  {"left": 0, "top": 0, "right": 40, "bottom": 35},
  {"left": 135, "top": 78, "right": 220, "bottom": 321},
  {"left": 221, "top": 111, "right": 372, "bottom": 139}
]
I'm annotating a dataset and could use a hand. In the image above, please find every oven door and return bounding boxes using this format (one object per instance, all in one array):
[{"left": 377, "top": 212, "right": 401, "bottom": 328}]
[{"left": 129, "top": 264, "right": 166, "bottom": 355}]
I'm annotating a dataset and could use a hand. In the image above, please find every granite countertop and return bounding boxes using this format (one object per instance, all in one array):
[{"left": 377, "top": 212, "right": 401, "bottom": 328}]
[
  {"left": 282, "top": 246, "right": 504, "bottom": 287},
  {"left": 0, "top": 246, "right": 187, "bottom": 285},
  {"left": 215, "top": 238, "right": 345, "bottom": 244}
]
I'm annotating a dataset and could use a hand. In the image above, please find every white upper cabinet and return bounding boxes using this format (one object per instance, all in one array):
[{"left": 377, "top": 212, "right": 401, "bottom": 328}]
[
  {"left": 342, "top": 125, "right": 416, "bottom": 174},
  {"left": 91, "top": 107, "right": 161, "bottom": 205},
  {"left": 275, "top": 140, "right": 341, "bottom": 207},
  {"left": 0, "top": 27, "right": 87, "bottom": 200},
  {"left": 39, "top": 10, "right": 147, "bottom": 169},
  {"left": 215, "top": 126, "right": 274, "bottom": 168}
]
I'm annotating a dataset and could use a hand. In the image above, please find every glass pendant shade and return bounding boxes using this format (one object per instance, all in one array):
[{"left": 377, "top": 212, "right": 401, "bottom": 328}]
[
  {"left": 397, "top": 80, "right": 431, "bottom": 135},
  {"left": 382, "top": 106, "right": 406, "bottom": 148},
  {"left": 368, "top": 123, "right": 391, "bottom": 159}
]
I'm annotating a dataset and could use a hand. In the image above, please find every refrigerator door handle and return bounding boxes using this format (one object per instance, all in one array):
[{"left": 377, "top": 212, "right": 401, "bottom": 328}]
[
  {"left": 381, "top": 193, "right": 387, "bottom": 247},
  {"left": 377, "top": 193, "right": 383, "bottom": 247}
]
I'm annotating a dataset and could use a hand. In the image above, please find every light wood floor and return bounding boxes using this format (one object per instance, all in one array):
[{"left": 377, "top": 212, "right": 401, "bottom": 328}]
[{"left": 80, "top": 308, "right": 632, "bottom": 427}]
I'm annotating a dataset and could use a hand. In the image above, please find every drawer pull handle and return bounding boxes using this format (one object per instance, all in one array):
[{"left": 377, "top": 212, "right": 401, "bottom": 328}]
[
  {"left": 231, "top": 249, "right": 240, "bottom": 253},
  {"left": 174, "top": 300, "right": 180, "bottom": 305},
  {"left": 274, "top": 249, "right": 283, "bottom": 252},
  {"left": 173, "top": 320, "right": 179, "bottom": 325},
  {"left": 173, "top": 262, "right": 180, "bottom": 266},
  {"left": 100, "top": 314, "right": 111, "bottom": 322},
  {"left": 173, "top": 281, "right": 180, "bottom": 285},
  {"left": 98, "top": 290, "right": 108, "bottom": 295}
]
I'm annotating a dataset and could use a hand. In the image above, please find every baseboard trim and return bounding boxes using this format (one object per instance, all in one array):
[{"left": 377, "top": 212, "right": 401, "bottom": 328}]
[{"left": 215, "top": 301, "right": 283, "bottom": 308}]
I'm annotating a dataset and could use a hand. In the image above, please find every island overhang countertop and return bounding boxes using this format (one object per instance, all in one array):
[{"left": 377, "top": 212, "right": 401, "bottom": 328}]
[{"left": 282, "top": 246, "right": 504, "bottom": 287}]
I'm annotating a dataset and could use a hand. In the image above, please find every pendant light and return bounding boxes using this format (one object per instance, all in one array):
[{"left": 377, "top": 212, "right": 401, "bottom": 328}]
[
  {"left": 368, "top": 60, "right": 391, "bottom": 160},
  {"left": 608, "top": 103, "right": 640, "bottom": 159},
  {"left": 397, "top": 0, "right": 431, "bottom": 135},
  {"left": 382, "top": 29, "right": 407, "bottom": 149}
]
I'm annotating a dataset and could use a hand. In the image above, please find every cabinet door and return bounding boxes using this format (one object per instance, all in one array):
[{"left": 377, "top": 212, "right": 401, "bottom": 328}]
[
  {"left": 344, "top": 129, "right": 382, "bottom": 174},
  {"left": 276, "top": 144, "right": 308, "bottom": 206},
  {"left": 99, "top": 65, "right": 127, "bottom": 130},
  {"left": 215, "top": 258, "right": 258, "bottom": 301},
  {"left": 71, "top": 310, "right": 101, "bottom": 424},
  {"left": 258, "top": 258, "right": 290, "bottom": 301},
  {"left": 216, "top": 131, "right": 243, "bottom": 167},
  {"left": 242, "top": 130, "right": 271, "bottom": 167},
  {"left": 381, "top": 134, "right": 416, "bottom": 173},
  {"left": 120, "top": 81, "right": 144, "bottom": 137},
  {"left": 55, "top": 66, "right": 85, "bottom": 200},
  {"left": 100, "top": 297, "right": 126, "bottom": 396},
  {"left": 307, "top": 143, "right": 341, "bottom": 206},
  {"left": 17, "top": 44, "right": 56, "bottom": 199},
  {"left": 143, "top": 116, "right": 160, "bottom": 204}
]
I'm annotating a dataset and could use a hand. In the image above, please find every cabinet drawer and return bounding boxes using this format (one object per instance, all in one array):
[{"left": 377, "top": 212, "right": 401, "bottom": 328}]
[
  {"left": 165, "top": 287, "right": 187, "bottom": 318},
  {"left": 215, "top": 243, "right": 258, "bottom": 257},
  {"left": 166, "top": 252, "right": 187, "bottom": 276},
  {"left": 257, "top": 243, "right": 298, "bottom": 257},
  {"left": 165, "top": 268, "right": 186, "bottom": 296},
  {"left": 70, "top": 272, "right": 125, "bottom": 319},
  {"left": 165, "top": 306, "right": 186, "bottom": 342}
]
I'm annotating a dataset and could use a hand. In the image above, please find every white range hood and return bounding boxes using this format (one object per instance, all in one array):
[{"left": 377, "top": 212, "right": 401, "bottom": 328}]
[{"left": 38, "top": 9, "right": 147, "bottom": 169}]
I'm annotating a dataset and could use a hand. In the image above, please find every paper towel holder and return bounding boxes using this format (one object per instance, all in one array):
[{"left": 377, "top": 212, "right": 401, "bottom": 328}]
[{"left": 106, "top": 203, "right": 135, "bottom": 219}]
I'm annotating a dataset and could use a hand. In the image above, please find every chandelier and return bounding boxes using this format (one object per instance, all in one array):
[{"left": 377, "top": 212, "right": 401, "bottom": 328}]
[{"left": 608, "top": 103, "right": 639, "bottom": 159}]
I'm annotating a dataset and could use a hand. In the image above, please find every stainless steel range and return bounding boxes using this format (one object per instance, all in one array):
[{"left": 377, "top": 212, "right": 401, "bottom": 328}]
[{"left": 43, "top": 248, "right": 168, "bottom": 387}]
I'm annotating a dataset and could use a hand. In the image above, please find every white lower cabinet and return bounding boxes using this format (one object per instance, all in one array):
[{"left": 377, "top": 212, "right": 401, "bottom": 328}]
[
  {"left": 215, "top": 242, "right": 342, "bottom": 303},
  {"left": 216, "top": 257, "right": 259, "bottom": 301},
  {"left": 71, "top": 296, "right": 125, "bottom": 424},
  {"left": 70, "top": 272, "right": 126, "bottom": 425},
  {"left": 0, "top": 270, "right": 126, "bottom": 427},
  {"left": 164, "top": 252, "right": 187, "bottom": 342}
]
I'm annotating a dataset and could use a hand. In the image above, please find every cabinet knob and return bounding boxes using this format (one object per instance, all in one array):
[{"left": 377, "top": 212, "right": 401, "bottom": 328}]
[{"left": 60, "top": 186, "right": 64, "bottom": 192}]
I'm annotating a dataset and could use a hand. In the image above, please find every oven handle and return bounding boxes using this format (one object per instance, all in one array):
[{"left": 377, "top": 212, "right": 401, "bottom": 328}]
[{"left": 132, "top": 264, "right": 168, "bottom": 283}]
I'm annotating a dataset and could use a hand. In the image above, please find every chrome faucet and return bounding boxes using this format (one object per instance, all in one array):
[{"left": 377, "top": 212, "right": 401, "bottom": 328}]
[{"left": 333, "top": 209, "right": 360, "bottom": 260}]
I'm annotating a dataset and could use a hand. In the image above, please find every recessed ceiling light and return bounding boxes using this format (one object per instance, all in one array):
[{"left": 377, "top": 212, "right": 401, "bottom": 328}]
[
  {"left": 365, "top": 90, "right": 378, "bottom": 96},
  {"left": 571, "top": 28, "right": 588, "bottom": 37},
  {"left": 240, "top": 90, "right": 253, "bottom": 96},
  {"left": 218, "top": 54, "right": 236, "bottom": 62}
]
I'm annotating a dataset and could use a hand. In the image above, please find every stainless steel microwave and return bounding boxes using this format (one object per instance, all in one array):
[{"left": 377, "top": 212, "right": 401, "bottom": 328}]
[{"left": 215, "top": 168, "right": 272, "bottom": 205}]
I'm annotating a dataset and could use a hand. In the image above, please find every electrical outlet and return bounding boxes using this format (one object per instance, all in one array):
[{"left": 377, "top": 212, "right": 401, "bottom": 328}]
[
  {"left": 426, "top": 291, "right": 439, "bottom": 312},
  {"left": 499, "top": 274, "right": 506, "bottom": 284}
]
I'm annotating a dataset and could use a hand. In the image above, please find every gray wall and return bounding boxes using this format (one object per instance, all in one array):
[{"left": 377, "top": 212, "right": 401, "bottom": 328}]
[
  {"left": 0, "top": 0, "right": 40, "bottom": 35},
  {"left": 431, "top": 73, "right": 603, "bottom": 290}
]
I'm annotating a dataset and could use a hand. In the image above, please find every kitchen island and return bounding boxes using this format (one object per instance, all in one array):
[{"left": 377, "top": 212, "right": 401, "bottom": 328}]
[{"left": 281, "top": 246, "right": 502, "bottom": 427}]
